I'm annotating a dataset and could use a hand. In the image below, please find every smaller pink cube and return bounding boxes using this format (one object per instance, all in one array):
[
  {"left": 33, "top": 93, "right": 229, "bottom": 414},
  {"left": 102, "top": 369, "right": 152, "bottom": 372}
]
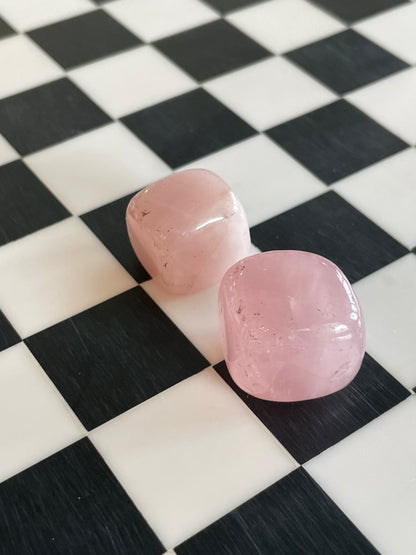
[{"left": 126, "top": 169, "right": 251, "bottom": 295}]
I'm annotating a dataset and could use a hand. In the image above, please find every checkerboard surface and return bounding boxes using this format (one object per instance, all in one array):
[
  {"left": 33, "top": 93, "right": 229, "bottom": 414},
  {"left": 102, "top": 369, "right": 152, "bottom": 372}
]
[{"left": 0, "top": 0, "right": 415, "bottom": 553}]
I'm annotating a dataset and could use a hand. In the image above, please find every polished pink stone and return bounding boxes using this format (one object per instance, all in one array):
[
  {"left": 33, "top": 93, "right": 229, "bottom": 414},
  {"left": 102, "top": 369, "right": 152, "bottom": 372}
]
[
  {"left": 218, "top": 250, "right": 365, "bottom": 402},
  {"left": 126, "top": 169, "right": 250, "bottom": 294}
]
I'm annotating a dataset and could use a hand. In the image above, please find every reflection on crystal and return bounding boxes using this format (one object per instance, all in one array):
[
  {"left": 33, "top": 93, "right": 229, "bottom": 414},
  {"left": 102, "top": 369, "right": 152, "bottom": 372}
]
[{"left": 218, "top": 250, "right": 365, "bottom": 402}]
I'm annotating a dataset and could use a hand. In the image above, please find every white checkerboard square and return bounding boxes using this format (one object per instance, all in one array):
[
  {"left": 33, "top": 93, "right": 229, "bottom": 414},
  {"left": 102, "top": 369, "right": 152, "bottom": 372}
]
[
  {"left": 0, "top": 343, "right": 85, "bottom": 483},
  {"left": 204, "top": 56, "right": 336, "bottom": 131},
  {"left": 0, "top": 0, "right": 93, "bottom": 32},
  {"left": 306, "top": 396, "right": 416, "bottom": 555},
  {"left": 91, "top": 368, "right": 297, "bottom": 548},
  {"left": 335, "top": 148, "right": 416, "bottom": 250},
  {"left": 106, "top": 0, "right": 218, "bottom": 42},
  {"left": 347, "top": 67, "right": 416, "bottom": 145},
  {"left": 181, "top": 134, "right": 326, "bottom": 226},
  {"left": 355, "top": 3, "right": 416, "bottom": 64},
  {"left": 228, "top": 0, "right": 345, "bottom": 55},
  {"left": 69, "top": 45, "right": 196, "bottom": 118},
  {"left": 353, "top": 254, "right": 416, "bottom": 389},
  {"left": 25, "top": 122, "right": 170, "bottom": 215},
  {"left": 0, "top": 35, "right": 63, "bottom": 100},
  {"left": 0, "top": 217, "right": 136, "bottom": 337}
]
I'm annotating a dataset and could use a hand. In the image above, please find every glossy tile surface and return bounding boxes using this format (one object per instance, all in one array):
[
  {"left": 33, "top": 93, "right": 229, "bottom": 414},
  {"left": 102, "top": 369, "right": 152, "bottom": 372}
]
[{"left": 0, "top": 1, "right": 414, "bottom": 552}]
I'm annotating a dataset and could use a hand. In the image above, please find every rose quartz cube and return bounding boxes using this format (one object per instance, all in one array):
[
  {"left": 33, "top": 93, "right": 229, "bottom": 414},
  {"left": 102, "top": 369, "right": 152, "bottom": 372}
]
[
  {"left": 218, "top": 250, "right": 365, "bottom": 402},
  {"left": 126, "top": 169, "right": 250, "bottom": 294}
]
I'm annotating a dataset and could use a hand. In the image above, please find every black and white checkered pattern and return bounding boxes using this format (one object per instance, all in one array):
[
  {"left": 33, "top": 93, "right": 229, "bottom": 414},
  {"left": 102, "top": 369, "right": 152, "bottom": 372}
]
[{"left": 0, "top": 0, "right": 415, "bottom": 553}]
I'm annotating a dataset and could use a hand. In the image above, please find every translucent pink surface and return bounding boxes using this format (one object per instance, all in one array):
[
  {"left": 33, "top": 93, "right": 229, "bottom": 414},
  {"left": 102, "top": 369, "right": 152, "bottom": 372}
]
[
  {"left": 126, "top": 169, "right": 250, "bottom": 294},
  {"left": 218, "top": 250, "right": 365, "bottom": 402}
]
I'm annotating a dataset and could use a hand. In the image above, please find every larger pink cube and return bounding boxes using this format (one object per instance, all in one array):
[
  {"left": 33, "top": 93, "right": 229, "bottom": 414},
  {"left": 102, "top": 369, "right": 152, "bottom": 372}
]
[
  {"left": 218, "top": 250, "right": 365, "bottom": 402},
  {"left": 126, "top": 169, "right": 251, "bottom": 295}
]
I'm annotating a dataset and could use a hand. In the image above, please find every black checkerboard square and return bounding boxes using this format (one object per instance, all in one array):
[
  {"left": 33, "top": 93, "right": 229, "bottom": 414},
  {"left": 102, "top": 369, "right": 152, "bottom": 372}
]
[
  {"left": 0, "top": 310, "right": 19, "bottom": 352},
  {"left": 203, "top": 0, "right": 264, "bottom": 14},
  {"left": 26, "top": 287, "right": 209, "bottom": 430},
  {"left": 250, "top": 191, "right": 409, "bottom": 283},
  {"left": 81, "top": 193, "right": 150, "bottom": 283},
  {"left": 267, "top": 100, "right": 408, "bottom": 184},
  {"left": 311, "top": 0, "right": 409, "bottom": 23},
  {"left": 0, "top": 438, "right": 164, "bottom": 554},
  {"left": 28, "top": 10, "right": 141, "bottom": 69},
  {"left": 177, "top": 467, "right": 378, "bottom": 554},
  {"left": 0, "top": 16, "right": 14, "bottom": 38},
  {"left": 286, "top": 29, "right": 408, "bottom": 94},
  {"left": 0, "top": 78, "right": 111, "bottom": 156},
  {"left": 121, "top": 88, "right": 255, "bottom": 168},
  {"left": 215, "top": 354, "right": 410, "bottom": 464},
  {"left": 0, "top": 160, "right": 69, "bottom": 245},
  {"left": 155, "top": 19, "right": 270, "bottom": 81}
]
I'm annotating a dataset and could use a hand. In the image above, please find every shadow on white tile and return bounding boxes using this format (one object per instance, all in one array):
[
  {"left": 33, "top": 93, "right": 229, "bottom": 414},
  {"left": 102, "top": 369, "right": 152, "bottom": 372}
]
[
  {"left": 353, "top": 254, "right": 416, "bottom": 388},
  {"left": 0, "top": 343, "right": 85, "bottom": 483},
  {"left": 91, "top": 368, "right": 297, "bottom": 548}
]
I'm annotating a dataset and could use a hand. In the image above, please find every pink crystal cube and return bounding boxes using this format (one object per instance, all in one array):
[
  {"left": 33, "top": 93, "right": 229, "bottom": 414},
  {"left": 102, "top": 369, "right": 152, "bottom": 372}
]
[
  {"left": 218, "top": 250, "right": 365, "bottom": 402},
  {"left": 126, "top": 169, "right": 251, "bottom": 294}
]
